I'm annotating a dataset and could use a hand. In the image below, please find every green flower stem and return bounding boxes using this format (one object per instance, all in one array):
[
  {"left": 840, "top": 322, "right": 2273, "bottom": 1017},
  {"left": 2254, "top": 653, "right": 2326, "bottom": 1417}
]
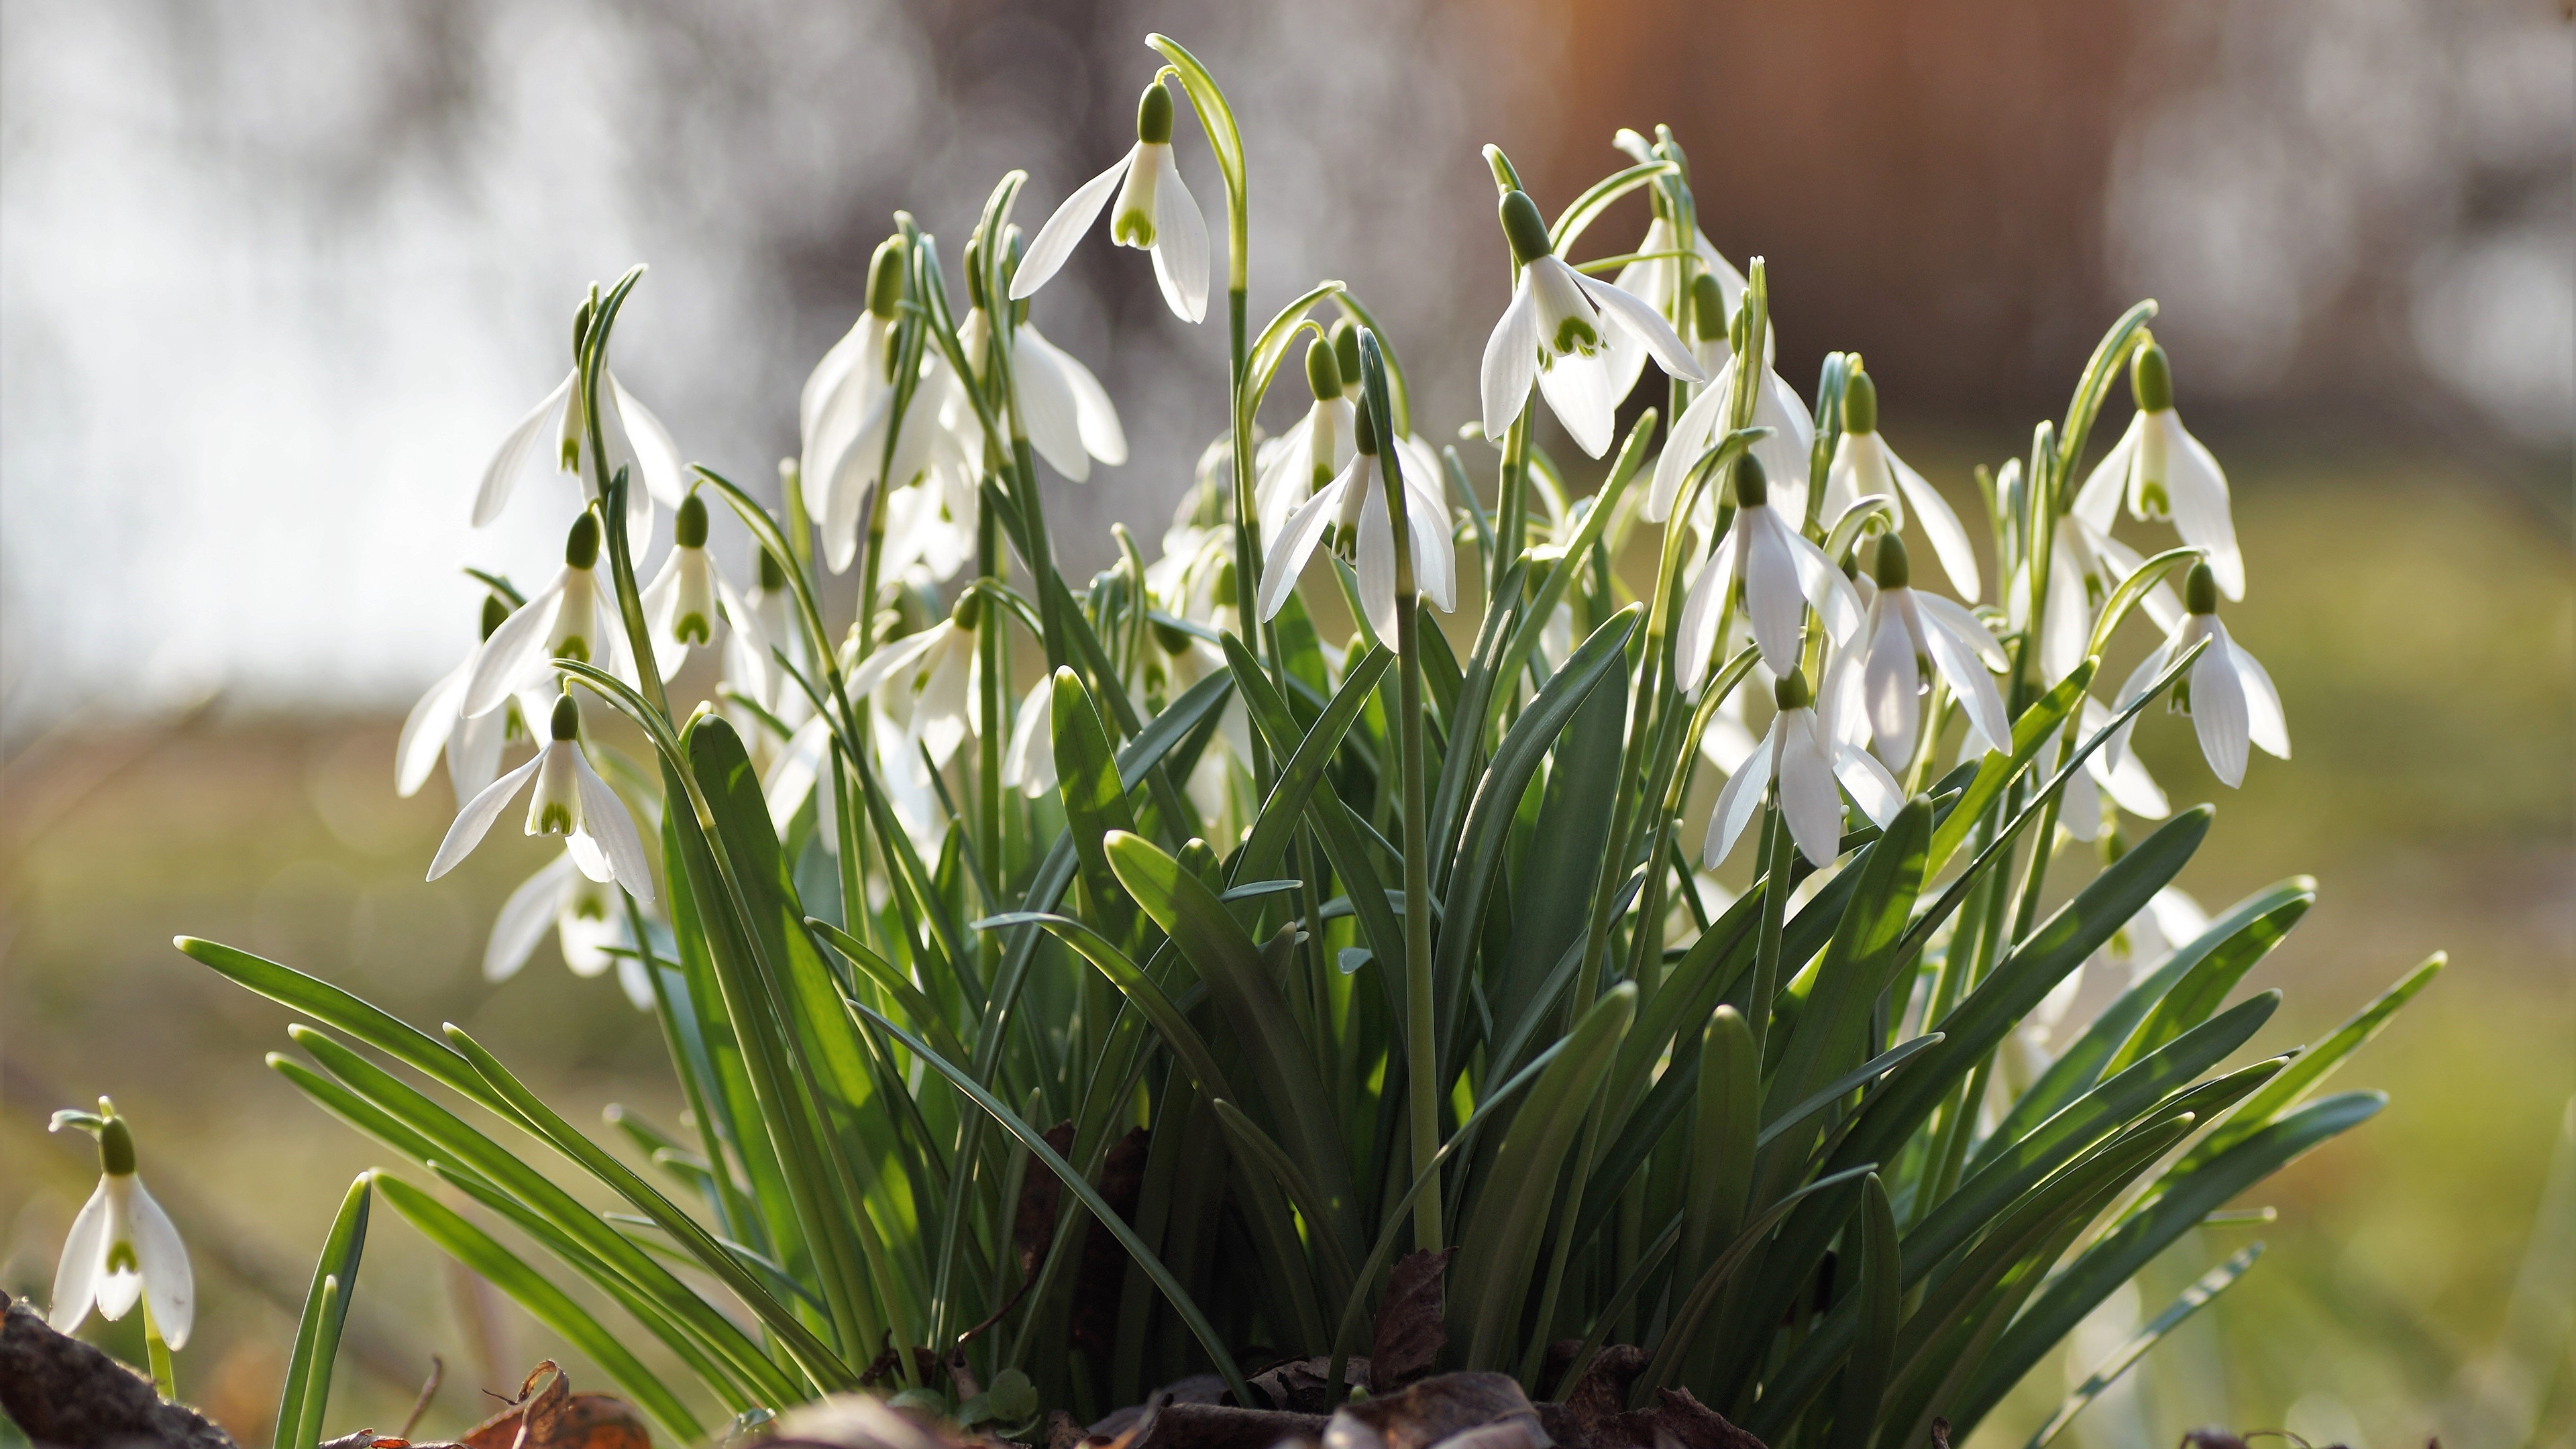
[
  {"left": 1493, "top": 411, "right": 1531, "bottom": 599},
  {"left": 144, "top": 1299, "right": 177, "bottom": 1399},
  {"left": 1746, "top": 798, "right": 1792, "bottom": 1057}
]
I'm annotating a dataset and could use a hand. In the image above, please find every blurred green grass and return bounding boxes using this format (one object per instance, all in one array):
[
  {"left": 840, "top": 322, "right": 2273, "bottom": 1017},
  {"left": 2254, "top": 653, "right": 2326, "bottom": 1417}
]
[{"left": 1, "top": 443, "right": 2567, "bottom": 1446}]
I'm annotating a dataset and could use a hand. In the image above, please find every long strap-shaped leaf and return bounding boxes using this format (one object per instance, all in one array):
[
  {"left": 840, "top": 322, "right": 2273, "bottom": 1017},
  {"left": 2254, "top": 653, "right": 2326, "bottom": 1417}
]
[
  {"left": 2022, "top": 1243, "right": 2263, "bottom": 1449},
  {"left": 274, "top": 1173, "right": 370, "bottom": 1449},
  {"left": 2176, "top": 953, "right": 2443, "bottom": 1171},
  {"left": 846, "top": 998, "right": 1250, "bottom": 1403}
]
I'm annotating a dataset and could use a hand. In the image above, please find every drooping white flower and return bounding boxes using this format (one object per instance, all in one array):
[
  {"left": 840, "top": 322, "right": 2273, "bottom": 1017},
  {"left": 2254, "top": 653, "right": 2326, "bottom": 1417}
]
[
  {"left": 398, "top": 591, "right": 541, "bottom": 808},
  {"left": 463, "top": 512, "right": 632, "bottom": 718},
  {"left": 1672, "top": 454, "right": 1864, "bottom": 691},
  {"left": 429, "top": 692, "right": 656, "bottom": 903},
  {"left": 1256, "top": 402, "right": 1456, "bottom": 643},
  {"left": 472, "top": 319, "right": 684, "bottom": 534},
  {"left": 1821, "top": 372, "right": 1981, "bottom": 600},
  {"left": 2072, "top": 343, "right": 2243, "bottom": 599},
  {"left": 1253, "top": 338, "right": 1360, "bottom": 541},
  {"left": 1605, "top": 216, "right": 1749, "bottom": 402},
  {"left": 1703, "top": 668, "right": 1907, "bottom": 868},
  {"left": 954, "top": 298, "right": 1128, "bottom": 484},
  {"left": 1648, "top": 341, "right": 1815, "bottom": 528},
  {"left": 844, "top": 598, "right": 982, "bottom": 772},
  {"left": 484, "top": 853, "right": 656, "bottom": 1010},
  {"left": 1010, "top": 80, "right": 1209, "bottom": 324},
  {"left": 1848, "top": 537, "right": 2011, "bottom": 767},
  {"left": 49, "top": 1104, "right": 191, "bottom": 1350},
  {"left": 2031, "top": 503, "right": 2185, "bottom": 686},
  {"left": 639, "top": 494, "right": 772, "bottom": 702},
  {"left": 2107, "top": 563, "right": 2287, "bottom": 788},
  {"left": 1480, "top": 189, "right": 1705, "bottom": 459}
]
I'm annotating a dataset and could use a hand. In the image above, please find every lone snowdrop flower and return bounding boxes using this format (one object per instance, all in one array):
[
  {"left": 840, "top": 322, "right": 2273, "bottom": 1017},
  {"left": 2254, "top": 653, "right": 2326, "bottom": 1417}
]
[
  {"left": 641, "top": 493, "right": 772, "bottom": 698},
  {"left": 486, "top": 854, "right": 655, "bottom": 1010},
  {"left": 50, "top": 1102, "right": 192, "bottom": 1350},
  {"left": 2073, "top": 343, "right": 2242, "bottom": 598},
  {"left": 2108, "top": 563, "right": 2286, "bottom": 788},
  {"left": 1253, "top": 337, "right": 1359, "bottom": 540},
  {"left": 1480, "top": 189, "right": 1704, "bottom": 458},
  {"left": 2058, "top": 697, "right": 2171, "bottom": 843},
  {"left": 2035, "top": 506, "right": 2183, "bottom": 684},
  {"left": 429, "top": 692, "right": 656, "bottom": 904},
  {"left": 1010, "top": 80, "right": 1209, "bottom": 324},
  {"left": 1823, "top": 372, "right": 1980, "bottom": 600},
  {"left": 1703, "top": 669, "right": 1907, "bottom": 868},
  {"left": 464, "top": 511, "right": 628, "bottom": 718},
  {"left": 1257, "top": 399, "right": 1456, "bottom": 643},
  {"left": 474, "top": 305, "right": 684, "bottom": 533},
  {"left": 1672, "top": 454, "right": 1864, "bottom": 691},
  {"left": 1851, "top": 537, "right": 2011, "bottom": 765},
  {"left": 1646, "top": 285, "right": 1814, "bottom": 527},
  {"left": 846, "top": 596, "right": 983, "bottom": 770},
  {"left": 957, "top": 291, "right": 1126, "bottom": 484}
]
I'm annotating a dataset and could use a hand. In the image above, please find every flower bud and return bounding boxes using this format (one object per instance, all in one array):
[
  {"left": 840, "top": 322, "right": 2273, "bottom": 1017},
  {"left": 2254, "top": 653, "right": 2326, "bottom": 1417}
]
[
  {"left": 2184, "top": 559, "right": 2219, "bottom": 615},
  {"left": 1873, "top": 533, "right": 1911, "bottom": 590},
  {"left": 551, "top": 691, "right": 581, "bottom": 741},
  {"left": 676, "top": 492, "right": 709, "bottom": 549},
  {"left": 1498, "top": 190, "right": 1554, "bottom": 265},
  {"left": 1305, "top": 336, "right": 1343, "bottom": 401},
  {"left": 565, "top": 511, "right": 601, "bottom": 570},
  {"left": 2131, "top": 343, "right": 2174, "bottom": 413},
  {"left": 1136, "top": 80, "right": 1175, "bottom": 145},
  {"left": 1842, "top": 370, "right": 1878, "bottom": 435},
  {"left": 1733, "top": 453, "right": 1768, "bottom": 510},
  {"left": 1691, "top": 274, "right": 1728, "bottom": 343},
  {"left": 1332, "top": 319, "right": 1363, "bottom": 394},
  {"left": 867, "top": 235, "right": 906, "bottom": 319},
  {"left": 951, "top": 590, "right": 983, "bottom": 631},
  {"left": 1774, "top": 668, "right": 1813, "bottom": 712},
  {"left": 481, "top": 593, "right": 512, "bottom": 640},
  {"left": 98, "top": 1114, "right": 136, "bottom": 1176}
]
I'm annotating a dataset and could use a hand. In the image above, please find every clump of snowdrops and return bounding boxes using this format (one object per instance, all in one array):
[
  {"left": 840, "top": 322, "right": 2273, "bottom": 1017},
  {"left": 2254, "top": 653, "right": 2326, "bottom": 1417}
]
[{"left": 145, "top": 32, "right": 2440, "bottom": 1449}]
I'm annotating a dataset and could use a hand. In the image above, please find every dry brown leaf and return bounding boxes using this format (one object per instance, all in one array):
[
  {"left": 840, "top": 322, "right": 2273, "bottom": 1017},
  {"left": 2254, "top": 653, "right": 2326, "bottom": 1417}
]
[{"left": 1367, "top": 1248, "right": 1454, "bottom": 1393}]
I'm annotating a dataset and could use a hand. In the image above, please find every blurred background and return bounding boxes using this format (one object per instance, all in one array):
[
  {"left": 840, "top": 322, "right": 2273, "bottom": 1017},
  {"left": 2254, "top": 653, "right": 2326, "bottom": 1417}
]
[{"left": 2, "top": 1, "right": 2568, "bottom": 1444}]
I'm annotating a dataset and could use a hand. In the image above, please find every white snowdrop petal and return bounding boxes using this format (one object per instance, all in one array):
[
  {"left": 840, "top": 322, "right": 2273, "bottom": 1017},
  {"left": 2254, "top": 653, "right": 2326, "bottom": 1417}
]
[
  {"left": 486, "top": 855, "right": 576, "bottom": 983},
  {"left": 1013, "top": 152, "right": 1133, "bottom": 301},
  {"left": 1775, "top": 712, "right": 1848, "bottom": 866},
  {"left": 1912, "top": 591, "right": 2008, "bottom": 673},
  {"left": 1781, "top": 518, "right": 1866, "bottom": 644},
  {"left": 429, "top": 755, "right": 544, "bottom": 881},
  {"left": 2188, "top": 645, "right": 2251, "bottom": 787},
  {"left": 608, "top": 372, "right": 687, "bottom": 508},
  {"left": 717, "top": 578, "right": 775, "bottom": 708},
  {"left": 462, "top": 577, "right": 569, "bottom": 718},
  {"left": 1834, "top": 741, "right": 1909, "bottom": 828},
  {"left": 2164, "top": 419, "right": 2243, "bottom": 600},
  {"left": 1534, "top": 347, "right": 1616, "bottom": 459},
  {"left": 1401, "top": 444, "right": 1459, "bottom": 613},
  {"left": 1702, "top": 723, "right": 1774, "bottom": 866},
  {"left": 763, "top": 716, "right": 833, "bottom": 834},
  {"left": 1259, "top": 466, "right": 1353, "bottom": 622},
  {"left": 1672, "top": 533, "right": 1737, "bottom": 695},
  {"left": 129, "top": 1181, "right": 194, "bottom": 1350},
  {"left": 1480, "top": 284, "right": 1540, "bottom": 442},
  {"left": 447, "top": 702, "right": 510, "bottom": 808},
  {"left": 846, "top": 625, "right": 947, "bottom": 700},
  {"left": 1862, "top": 602, "right": 1919, "bottom": 763},
  {"left": 1042, "top": 327, "right": 1128, "bottom": 464},
  {"left": 1574, "top": 268, "right": 1705, "bottom": 382},
  {"left": 1889, "top": 449, "right": 1981, "bottom": 601},
  {"left": 474, "top": 372, "right": 576, "bottom": 527},
  {"left": 1012, "top": 328, "right": 1091, "bottom": 481},
  {"left": 49, "top": 1182, "right": 110, "bottom": 1334},
  {"left": 1149, "top": 152, "right": 1211, "bottom": 323},
  {"left": 1922, "top": 603, "right": 2013, "bottom": 757},
  {"left": 1356, "top": 480, "right": 1401, "bottom": 643},
  {"left": 1648, "top": 382, "right": 1728, "bottom": 524},
  {"left": 2229, "top": 631, "right": 2290, "bottom": 759},
  {"left": 2105, "top": 642, "right": 2172, "bottom": 772},
  {"left": 2071, "top": 417, "right": 2139, "bottom": 531},
  {"left": 1004, "top": 677, "right": 1059, "bottom": 798},
  {"left": 395, "top": 656, "right": 472, "bottom": 798}
]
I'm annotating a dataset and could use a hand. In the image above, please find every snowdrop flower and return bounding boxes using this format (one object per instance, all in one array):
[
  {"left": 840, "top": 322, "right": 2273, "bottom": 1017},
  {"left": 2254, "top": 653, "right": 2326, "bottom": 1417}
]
[
  {"left": 486, "top": 855, "right": 655, "bottom": 1010},
  {"left": 1480, "top": 189, "right": 1704, "bottom": 458},
  {"left": 1850, "top": 537, "right": 2011, "bottom": 766},
  {"left": 464, "top": 511, "right": 630, "bottom": 718},
  {"left": 640, "top": 493, "right": 772, "bottom": 700},
  {"left": 1253, "top": 338, "right": 1359, "bottom": 540},
  {"left": 803, "top": 237, "right": 920, "bottom": 569},
  {"left": 957, "top": 299, "right": 1126, "bottom": 484},
  {"left": 2108, "top": 563, "right": 2286, "bottom": 788},
  {"left": 473, "top": 307, "right": 684, "bottom": 534},
  {"left": 1672, "top": 455, "right": 1864, "bottom": 692},
  {"left": 1646, "top": 288, "right": 1814, "bottom": 526},
  {"left": 2032, "top": 505, "right": 2184, "bottom": 685},
  {"left": 1703, "top": 669, "right": 1907, "bottom": 868},
  {"left": 2072, "top": 343, "right": 2242, "bottom": 599},
  {"left": 845, "top": 596, "right": 983, "bottom": 771},
  {"left": 1002, "top": 676, "right": 1059, "bottom": 798},
  {"left": 1605, "top": 217, "right": 1749, "bottom": 402},
  {"left": 399, "top": 592, "right": 529, "bottom": 807},
  {"left": 1822, "top": 372, "right": 1980, "bottom": 600},
  {"left": 1256, "top": 400, "right": 1457, "bottom": 643},
  {"left": 429, "top": 692, "right": 656, "bottom": 904},
  {"left": 1011, "top": 80, "right": 1209, "bottom": 324},
  {"left": 50, "top": 1104, "right": 192, "bottom": 1350}
]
